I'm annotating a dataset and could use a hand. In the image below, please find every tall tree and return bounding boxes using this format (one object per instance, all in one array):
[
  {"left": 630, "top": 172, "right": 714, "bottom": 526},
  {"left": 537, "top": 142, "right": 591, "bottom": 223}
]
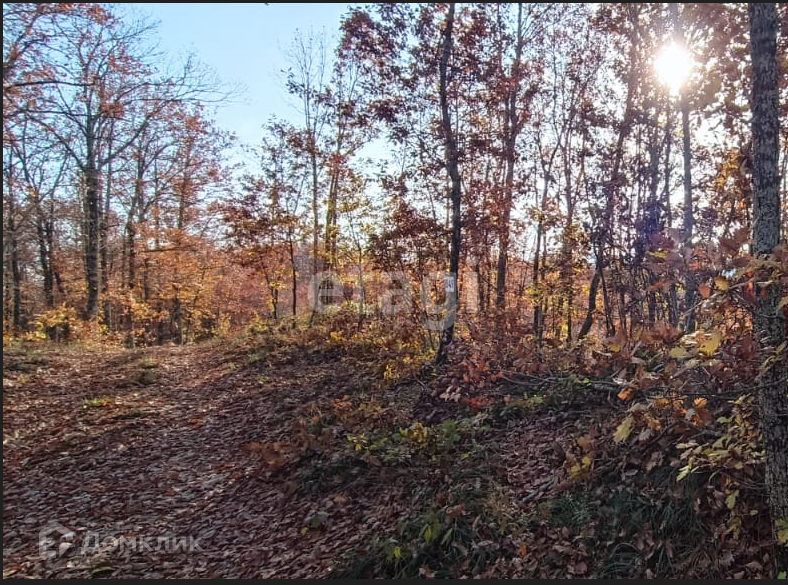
[
  {"left": 322, "top": 49, "right": 370, "bottom": 272},
  {"left": 668, "top": 3, "right": 697, "bottom": 332},
  {"left": 748, "top": 2, "right": 788, "bottom": 574},
  {"left": 27, "top": 9, "right": 212, "bottom": 319},
  {"left": 435, "top": 3, "right": 461, "bottom": 365},
  {"left": 285, "top": 30, "right": 328, "bottom": 282}
]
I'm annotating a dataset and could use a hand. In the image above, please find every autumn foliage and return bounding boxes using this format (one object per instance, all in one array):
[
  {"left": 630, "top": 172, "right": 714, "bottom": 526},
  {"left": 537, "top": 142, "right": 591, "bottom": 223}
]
[{"left": 3, "top": 1, "right": 788, "bottom": 579}]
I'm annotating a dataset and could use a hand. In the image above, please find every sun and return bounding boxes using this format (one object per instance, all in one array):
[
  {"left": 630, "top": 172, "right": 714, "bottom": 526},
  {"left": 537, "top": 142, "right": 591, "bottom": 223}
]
[{"left": 654, "top": 42, "right": 693, "bottom": 95}]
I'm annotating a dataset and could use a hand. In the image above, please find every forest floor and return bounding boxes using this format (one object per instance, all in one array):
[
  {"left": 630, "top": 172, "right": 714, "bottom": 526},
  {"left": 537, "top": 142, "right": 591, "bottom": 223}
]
[{"left": 2, "top": 334, "right": 774, "bottom": 578}]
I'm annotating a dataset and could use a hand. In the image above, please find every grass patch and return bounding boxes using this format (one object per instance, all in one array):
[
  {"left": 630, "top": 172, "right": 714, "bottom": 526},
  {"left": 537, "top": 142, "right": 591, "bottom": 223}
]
[
  {"left": 85, "top": 395, "right": 112, "bottom": 408},
  {"left": 129, "top": 358, "right": 159, "bottom": 385},
  {"left": 597, "top": 469, "right": 714, "bottom": 578},
  {"left": 332, "top": 448, "right": 520, "bottom": 579},
  {"left": 547, "top": 492, "right": 596, "bottom": 531}
]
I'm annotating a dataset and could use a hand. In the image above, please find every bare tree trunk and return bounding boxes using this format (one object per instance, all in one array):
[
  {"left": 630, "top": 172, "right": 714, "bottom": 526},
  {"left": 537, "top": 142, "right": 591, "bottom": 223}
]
[
  {"left": 748, "top": 3, "right": 788, "bottom": 573},
  {"left": 532, "top": 198, "right": 545, "bottom": 341},
  {"left": 662, "top": 99, "right": 680, "bottom": 327},
  {"left": 289, "top": 233, "right": 298, "bottom": 322},
  {"left": 6, "top": 203, "right": 22, "bottom": 333},
  {"left": 101, "top": 156, "right": 112, "bottom": 328},
  {"left": 679, "top": 99, "right": 696, "bottom": 331},
  {"left": 35, "top": 212, "right": 54, "bottom": 308},
  {"left": 495, "top": 3, "right": 524, "bottom": 312},
  {"left": 476, "top": 262, "right": 485, "bottom": 315},
  {"left": 354, "top": 244, "right": 366, "bottom": 332},
  {"left": 577, "top": 268, "right": 600, "bottom": 340},
  {"left": 436, "top": 2, "right": 461, "bottom": 365},
  {"left": 125, "top": 217, "right": 137, "bottom": 348},
  {"left": 84, "top": 160, "right": 101, "bottom": 321},
  {"left": 11, "top": 238, "right": 21, "bottom": 332},
  {"left": 669, "top": 3, "right": 696, "bottom": 332},
  {"left": 325, "top": 169, "right": 339, "bottom": 270},
  {"left": 308, "top": 147, "right": 320, "bottom": 325}
]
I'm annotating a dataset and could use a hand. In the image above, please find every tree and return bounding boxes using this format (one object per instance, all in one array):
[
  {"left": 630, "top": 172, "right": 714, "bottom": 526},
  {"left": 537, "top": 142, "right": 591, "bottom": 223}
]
[
  {"left": 322, "top": 48, "right": 370, "bottom": 272},
  {"left": 222, "top": 119, "right": 307, "bottom": 322},
  {"left": 435, "top": 3, "right": 461, "bottom": 365},
  {"left": 748, "top": 2, "right": 788, "bottom": 573},
  {"left": 2, "top": 4, "right": 109, "bottom": 124},
  {"left": 576, "top": 5, "right": 641, "bottom": 339},
  {"left": 668, "top": 3, "right": 697, "bottom": 332},
  {"left": 285, "top": 30, "right": 328, "bottom": 281},
  {"left": 25, "top": 8, "right": 214, "bottom": 320}
]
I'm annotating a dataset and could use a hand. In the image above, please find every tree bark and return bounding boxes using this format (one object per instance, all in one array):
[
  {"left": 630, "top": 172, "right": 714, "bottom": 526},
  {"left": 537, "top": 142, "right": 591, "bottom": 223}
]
[
  {"left": 495, "top": 3, "right": 524, "bottom": 312},
  {"left": 668, "top": 2, "right": 697, "bottom": 333},
  {"left": 289, "top": 233, "right": 298, "bottom": 321},
  {"left": 748, "top": 2, "right": 788, "bottom": 574},
  {"left": 7, "top": 204, "right": 22, "bottom": 333},
  {"left": 101, "top": 154, "right": 112, "bottom": 328},
  {"left": 84, "top": 164, "right": 101, "bottom": 321},
  {"left": 436, "top": 2, "right": 461, "bottom": 365},
  {"left": 325, "top": 168, "right": 339, "bottom": 270},
  {"left": 35, "top": 210, "right": 54, "bottom": 308}
]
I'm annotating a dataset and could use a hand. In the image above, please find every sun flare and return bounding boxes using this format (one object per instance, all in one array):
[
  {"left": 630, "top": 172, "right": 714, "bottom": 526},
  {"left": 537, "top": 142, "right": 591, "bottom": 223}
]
[{"left": 654, "top": 42, "right": 693, "bottom": 95}]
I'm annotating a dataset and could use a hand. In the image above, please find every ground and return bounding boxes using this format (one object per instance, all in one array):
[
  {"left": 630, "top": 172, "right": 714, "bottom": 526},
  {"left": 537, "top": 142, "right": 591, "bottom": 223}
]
[{"left": 1, "top": 335, "right": 773, "bottom": 578}]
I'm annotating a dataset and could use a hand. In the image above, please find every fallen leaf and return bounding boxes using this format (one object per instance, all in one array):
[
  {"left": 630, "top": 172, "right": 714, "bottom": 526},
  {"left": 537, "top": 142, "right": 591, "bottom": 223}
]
[
  {"left": 614, "top": 415, "right": 634, "bottom": 443},
  {"left": 700, "top": 330, "right": 722, "bottom": 356}
]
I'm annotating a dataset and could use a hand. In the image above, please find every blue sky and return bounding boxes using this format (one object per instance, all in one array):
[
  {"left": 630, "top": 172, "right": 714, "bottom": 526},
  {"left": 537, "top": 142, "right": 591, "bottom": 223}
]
[{"left": 129, "top": 3, "right": 352, "bottom": 149}]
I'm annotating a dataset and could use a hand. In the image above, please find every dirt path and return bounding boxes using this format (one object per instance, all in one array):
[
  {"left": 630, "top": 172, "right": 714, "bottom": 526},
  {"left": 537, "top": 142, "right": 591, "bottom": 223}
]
[{"left": 3, "top": 341, "right": 593, "bottom": 578}]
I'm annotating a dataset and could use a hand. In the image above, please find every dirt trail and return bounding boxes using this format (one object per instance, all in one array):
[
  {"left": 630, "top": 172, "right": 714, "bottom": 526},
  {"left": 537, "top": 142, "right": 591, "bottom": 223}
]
[{"left": 3, "top": 341, "right": 589, "bottom": 578}]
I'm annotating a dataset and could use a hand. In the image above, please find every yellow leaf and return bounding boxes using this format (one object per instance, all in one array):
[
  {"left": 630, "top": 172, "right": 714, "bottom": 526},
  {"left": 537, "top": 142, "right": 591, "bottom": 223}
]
[
  {"left": 714, "top": 277, "right": 729, "bottom": 291},
  {"left": 669, "top": 346, "right": 691, "bottom": 359},
  {"left": 618, "top": 387, "right": 634, "bottom": 401},
  {"left": 700, "top": 330, "right": 722, "bottom": 356},
  {"left": 778, "top": 296, "right": 788, "bottom": 311},
  {"left": 777, "top": 519, "right": 788, "bottom": 545},
  {"left": 725, "top": 490, "right": 738, "bottom": 510},
  {"left": 614, "top": 415, "right": 634, "bottom": 443},
  {"left": 676, "top": 463, "right": 693, "bottom": 481},
  {"left": 576, "top": 435, "right": 592, "bottom": 450}
]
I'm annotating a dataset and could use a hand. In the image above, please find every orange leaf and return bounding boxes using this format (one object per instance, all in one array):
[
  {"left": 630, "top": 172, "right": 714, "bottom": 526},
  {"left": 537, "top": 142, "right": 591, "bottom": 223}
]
[
  {"left": 698, "top": 283, "right": 711, "bottom": 299},
  {"left": 618, "top": 387, "right": 634, "bottom": 401}
]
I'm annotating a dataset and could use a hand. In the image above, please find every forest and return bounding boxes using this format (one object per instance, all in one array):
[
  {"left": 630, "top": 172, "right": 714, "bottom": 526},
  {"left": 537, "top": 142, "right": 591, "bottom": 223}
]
[{"left": 3, "top": 2, "right": 787, "bottom": 579}]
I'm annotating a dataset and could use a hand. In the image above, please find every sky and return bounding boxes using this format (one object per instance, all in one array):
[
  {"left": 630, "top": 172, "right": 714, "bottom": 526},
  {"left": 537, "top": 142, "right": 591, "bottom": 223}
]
[{"left": 129, "top": 3, "right": 353, "bottom": 151}]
